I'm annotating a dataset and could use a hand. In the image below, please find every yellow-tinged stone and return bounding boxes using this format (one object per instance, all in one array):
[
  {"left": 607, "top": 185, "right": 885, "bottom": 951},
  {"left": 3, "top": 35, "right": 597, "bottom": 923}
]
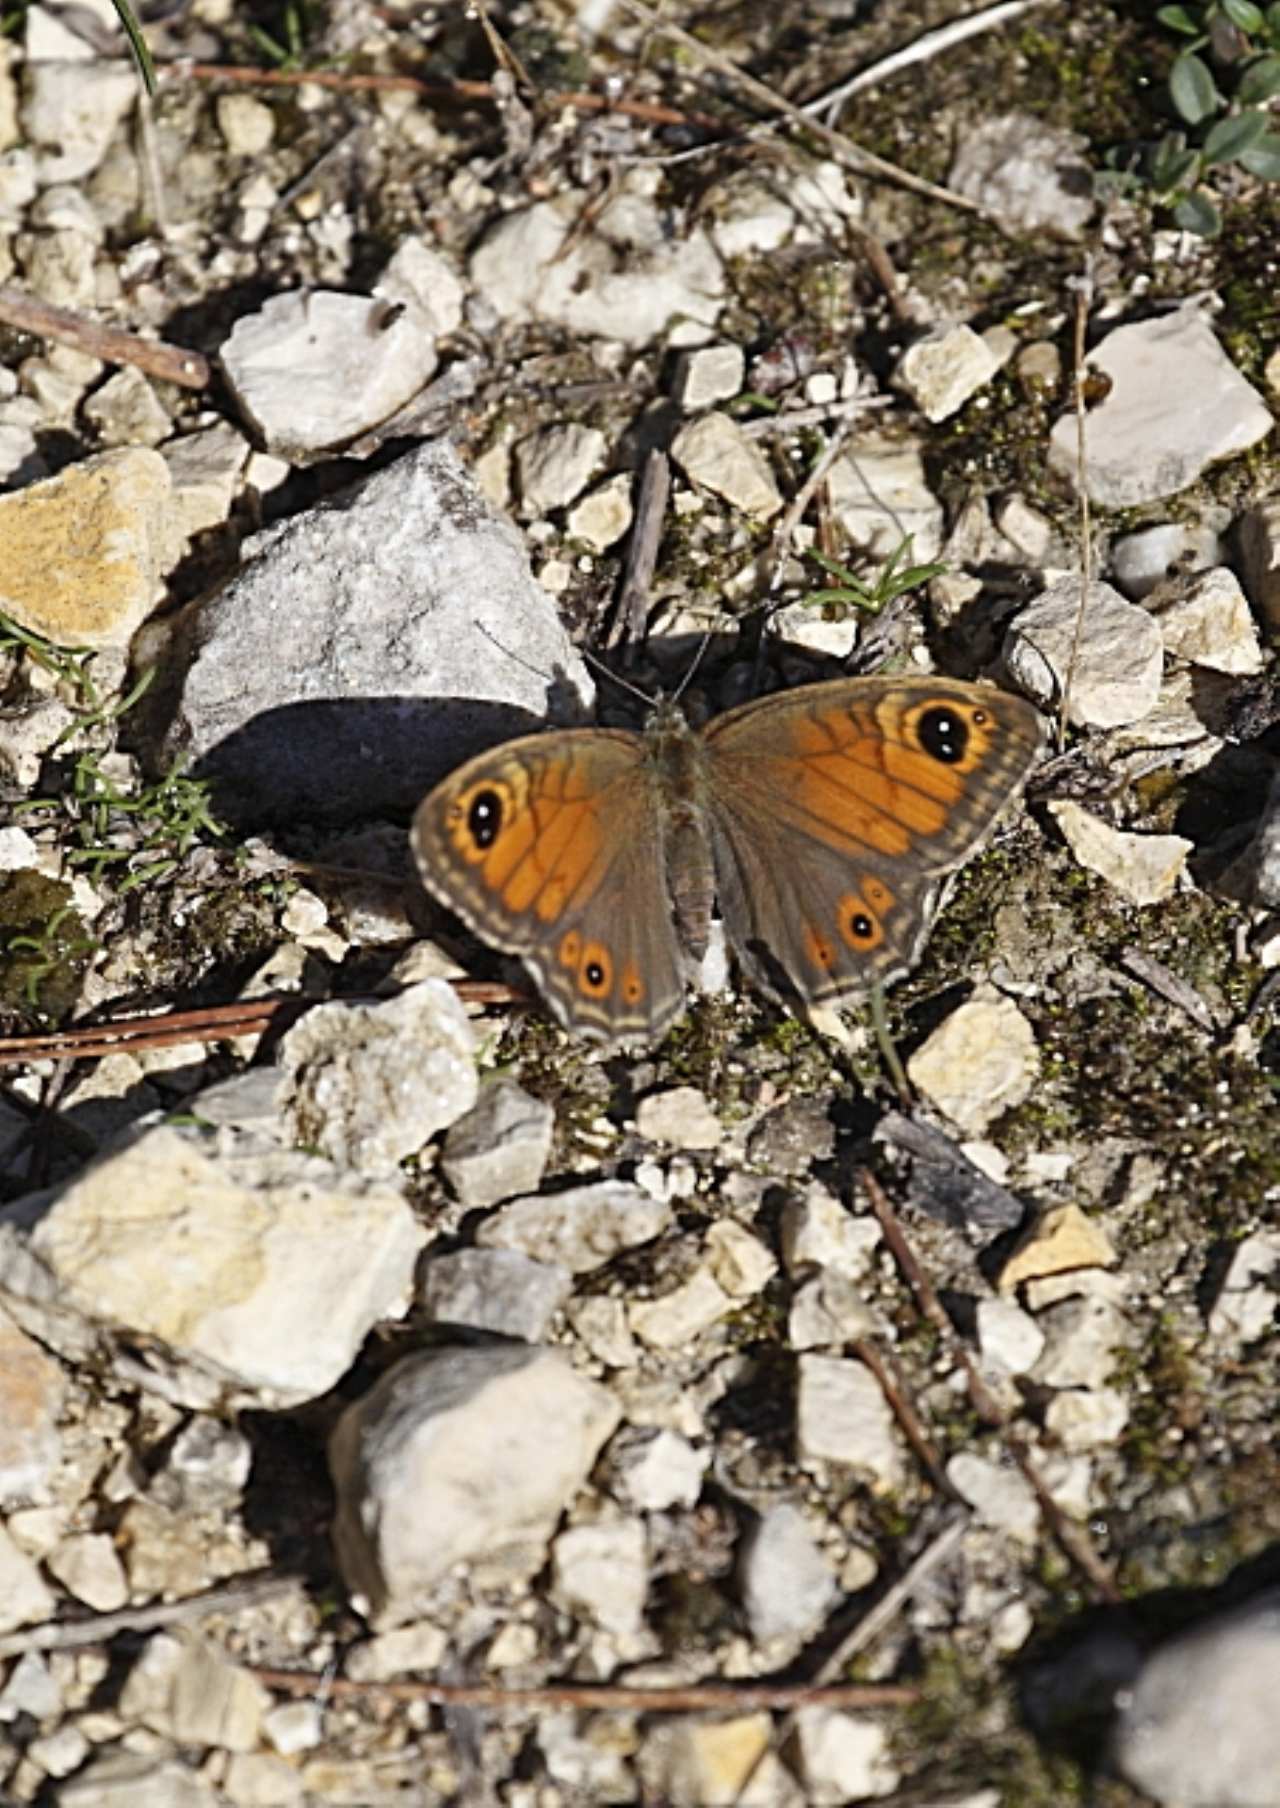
[
  {"left": 999, "top": 1203, "right": 1117, "bottom": 1294},
  {"left": 1049, "top": 801, "right": 1192, "bottom": 906},
  {"left": 0, "top": 446, "right": 170, "bottom": 649},
  {"left": 673, "top": 1715, "right": 772, "bottom": 1803}
]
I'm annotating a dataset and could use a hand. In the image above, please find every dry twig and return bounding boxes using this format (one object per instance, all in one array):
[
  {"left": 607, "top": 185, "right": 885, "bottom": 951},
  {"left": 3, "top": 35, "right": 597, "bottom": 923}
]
[
  {"left": 613, "top": 0, "right": 993, "bottom": 222},
  {"left": 857, "top": 1166, "right": 1122, "bottom": 1605},
  {"left": 0, "top": 286, "right": 210, "bottom": 389},
  {"left": 250, "top": 1668, "right": 918, "bottom": 1713},
  {"left": 0, "top": 1572, "right": 302, "bottom": 1659}
]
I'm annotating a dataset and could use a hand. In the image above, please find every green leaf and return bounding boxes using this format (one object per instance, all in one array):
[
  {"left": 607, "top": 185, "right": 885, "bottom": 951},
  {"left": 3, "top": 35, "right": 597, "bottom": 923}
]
[
  {"left": 1222, "top": 0, "right": 1265, "bottom": 31},
  {"left": 1156, "top": 4, "right": 1203, "bottom": 32},
  {"left": 110, "top": 0, "right": 155, "bottom": 96},
  {"left": 1150, "top": 132, "right": 1202, "bottom": 188},
  {"left": 1238, "top": 52, "right": 1280, "bottom": 99},
  {"left": 1169, "top": 50, "right": 1222, "bottom": 121},
  {"left": 1238, "top": 129, "right": 1280, "bottom": 174},
  {"left": 1203, "top": 108, "right": 1270, "bottom": 161},
  {"left": 1171, "top": 188, "right": 1222, "bottom": 232}
]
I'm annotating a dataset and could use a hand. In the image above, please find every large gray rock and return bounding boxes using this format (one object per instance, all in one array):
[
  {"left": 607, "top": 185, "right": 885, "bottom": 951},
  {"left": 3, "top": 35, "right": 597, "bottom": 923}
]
[{"left": 142, "top": 441, "right": 592, "bottom": 823}]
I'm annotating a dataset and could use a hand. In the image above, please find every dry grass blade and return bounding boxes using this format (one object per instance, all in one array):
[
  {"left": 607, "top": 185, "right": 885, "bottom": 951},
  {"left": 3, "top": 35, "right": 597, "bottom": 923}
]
[{"left": 858, "top": 1166, "right": 1122, "bottom": 1605}]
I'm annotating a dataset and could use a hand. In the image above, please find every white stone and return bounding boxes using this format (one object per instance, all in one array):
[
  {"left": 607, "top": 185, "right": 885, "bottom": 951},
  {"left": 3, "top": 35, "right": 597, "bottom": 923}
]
[
  {"left": 738, "top": 1504, "right": 837, "bottom": 1645},
  {"left": 636, "top": 1085, "right": 723, "bottom": 1150},
  {"left": 277, "top": 980, "right": 477, "bottom": 1175},
  {"left": 162, "top": 421, "right": 251, "bottom": 548},
  {"left": 552, "top": 1517, "right": 649, "bottom": 1640},
  {"left": 344, "top": 1620, "right": 448, "bottom": 1681},
  {"left": 826, "top": 436, "right": 945, "bottom": 561},
  {"left": 1207, "top": 1232, "right": 1280, "bottom": 1344},
  {"left": 376, "top": 236, "right": 464, "bottom": 338},
  {"left": 22, "top": 60, "right": 137, "bottom": 184},
  {"left": 609, "top": 1427, "right": 708, "bottom": 1512},
  {"left": 788, "top": 1272, "right": 877, "bottom": 1349},
  {"left": 46, "top": 1532, "right": 128, "bottom": 1611},
  {"left": 1048, "top": 802, "right": 1192, "bottom": 907},
  {"left": 639, "top": 1713, "right": 787, "bottom": 1808},
  {"left": 515, "top": 423, "right": 607, "bottom": 515},
  {"left": 671, "top": 411, "right": 782, "bottom": 519},
  {"left": 1111, "top": 520, "right": 1224, "bottom": 599},
  {"left": 1032, "top": 1296, "right": 1128, "bottom": 1390},
  {"left": 59, "top": 1752, "right": 223, "bottom": 1806},
  {"left": 262, "top": 1701, "right": 322, "bottom": 1755},
  {"left": 566, "top": 1295, "right": 639, "bottom": 1369},
  {"left": 1005, "top": 578, "right": 1164, "bottom": 727},
  {"left": 949, "top": 113, "right": 1094, "bottom": 239},
  {"left": 82, "top": 366, "right": 170, "bottom": 448},
  {"left": 1043, "top": 1385, "right": 1129, "bottom": 1450},
  {"left": 567, "top": 473, "right": 633, "bottom": 550},
  {"left": 0, "top": 1650, "right": 61, "bottom": 1720},
  {"left": 705, "top": 1220, "right": 777, "bottom": 1299},
  {"left": 947, "top": 1452, "right": 1039, "bottom": 1543},
  {"left": 1153, "top": 565, "right": 1264, "bottom": 674},
  {"left": 895, "top": 323, "right": 1000, "bottom": 423},
  {"left": 216, "top": 93, "right": 276, "bottom": 157},
  {"left": 119, "top": 1632, "right": 270, "bottom": 1751},
  {"left": 219, "top": 290, "right": 439, "bottom": 461},
  {"left": 976, "top": 1297, "right": 1045, "bottom": 1376},
  {"left": 477, "top": 1181, "right": 671, "bottom": 1273},
  {"left": 796, "top": 1355, "right": 902, "bottom": 1487},
  {"left": 1239, "top": 497, "right": 1280, "bottom": 631},
  {"left": 420, "top": 1248, "right": 570, "bottom": 1344},
  {"left": 995, "top": 493, "right": 1054, "bottom": 564},
  {"left": 1112, "top": 1590, "right": 1280, "bottom": 1808},
  {"left": 673, "top": 344, "right": 745, "bottom": 410},
  {"left": 26, "top": 1724, "right": 88, "bottom": 1779},
  {"left": 907, "top": 991, "right": 1039, "bottom": 1135},
  {"left": 790, "top": 1707, "right": 900, "bottom": 1802},
  {"left": 328, "top": 1344, "right": 620, "bottom": 1626},
  {"left": 630, "top": 1267, "right": 732, "bottom": 1350},
  {"left": 0, "top": 1115, "right": 427, "bottom": 1409},
  {"left": 780, "top": 1186, "right": 880, "bottom": 1277},
  {"left": 1048, "top": 307, "right": 1274, "bottom": 507},
  {"left": 470, "top": 189, "right": 724, "bottom": 346},
  {"left": 439, "top": 1077, "right": 553, "bottom": 1208}
]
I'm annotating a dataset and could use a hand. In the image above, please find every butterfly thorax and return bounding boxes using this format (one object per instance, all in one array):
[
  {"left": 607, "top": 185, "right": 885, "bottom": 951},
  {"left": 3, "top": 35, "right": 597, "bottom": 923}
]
[{"left": 644, "top": 699, "right": 716, "bottom": 963}]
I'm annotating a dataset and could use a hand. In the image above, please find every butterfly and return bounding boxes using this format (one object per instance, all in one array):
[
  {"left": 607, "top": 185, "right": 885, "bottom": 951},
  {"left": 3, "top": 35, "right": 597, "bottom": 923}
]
[{"left": 412, "top": 675, "right": 1045, "bottom": 1049}]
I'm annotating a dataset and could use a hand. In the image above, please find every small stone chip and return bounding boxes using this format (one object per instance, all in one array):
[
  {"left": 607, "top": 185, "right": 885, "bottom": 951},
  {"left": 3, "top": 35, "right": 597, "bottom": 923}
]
[{"left": 998, "top": 1204, "right": 1117, "bottom": 1294}]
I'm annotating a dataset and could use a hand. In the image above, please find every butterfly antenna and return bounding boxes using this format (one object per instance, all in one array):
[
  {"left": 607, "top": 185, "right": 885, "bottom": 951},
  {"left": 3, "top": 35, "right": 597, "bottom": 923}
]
[
  {"left": 583, "top": 647, "right": 655, "bottom": 710},
  {"left": 672, "top": 628, "right": 713, "bottom": 705}
]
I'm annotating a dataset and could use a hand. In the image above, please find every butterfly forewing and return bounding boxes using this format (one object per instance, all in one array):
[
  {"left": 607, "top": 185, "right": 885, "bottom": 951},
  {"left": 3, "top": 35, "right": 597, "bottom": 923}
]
[
  {"left": 412, "top": 729, "right": 687, "bottom": 1045},
  {"left": 700, "top": 677, "right": 1044, "bottom": 1009}
]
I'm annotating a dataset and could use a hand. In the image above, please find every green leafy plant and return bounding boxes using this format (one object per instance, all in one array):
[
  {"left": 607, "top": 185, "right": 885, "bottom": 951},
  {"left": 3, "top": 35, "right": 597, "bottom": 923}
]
[
  {"left": 1118, "top": 0, "right": 1280, "bottom": 234},
  {"left": 20, "top": 751, "right": 225, "bottom": 891},
  {"left": 248, "top": 0, "right": 315, "bottom": 71},
  {"left": 802, "top": 536, "right": 948, "bottom": 617},
  {"left": 4, "top": 905, "right": 97, "bottom": 1008},
  {"left": 3, "top": 613, "right": 225, "bottom": 892}
]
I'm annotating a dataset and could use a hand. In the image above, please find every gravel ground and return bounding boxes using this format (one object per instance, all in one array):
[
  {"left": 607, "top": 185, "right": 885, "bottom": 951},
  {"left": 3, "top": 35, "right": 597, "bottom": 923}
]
[{"left": 0, "top": 2, "right": 1277, "bottom": 1805}]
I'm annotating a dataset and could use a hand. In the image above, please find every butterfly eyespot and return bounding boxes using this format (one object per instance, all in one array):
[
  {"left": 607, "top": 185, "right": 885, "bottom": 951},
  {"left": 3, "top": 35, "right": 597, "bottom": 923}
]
[
  {"left": 804, "top": 926, "right": 837, "bottom": 971},
  {"left": 580, "top": 942, "right": 613, "bottom": 997},
  {"left": 864, "top": 878, "right": 893, "bottom": 911},
  {"left": 621, "top": 964, "right": 645, "bottom": 1006},
  {"left": 465, "top": 787, "right": 504, "bottom": 849},
  {"left": 917, "top": 706, "right": 969, "bottom": 766},
  {"left": 838, "top": 890, "right": 884, "bottom": 949},
  {"left": 559, "top": 930, "right": 582, "bottom": 968}
]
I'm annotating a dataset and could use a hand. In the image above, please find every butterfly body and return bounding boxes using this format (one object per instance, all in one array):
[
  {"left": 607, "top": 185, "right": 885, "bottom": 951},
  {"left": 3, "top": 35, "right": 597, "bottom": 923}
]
[{"left": 412, "top": 676, "right": 1045, "bottom": 1048}]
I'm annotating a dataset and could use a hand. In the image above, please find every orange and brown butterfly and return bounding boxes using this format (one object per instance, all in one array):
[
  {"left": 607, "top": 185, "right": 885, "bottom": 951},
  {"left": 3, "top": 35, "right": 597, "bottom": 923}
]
[{"left": 411, "top": 675, "right": 1045, "bottom": 1049}]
